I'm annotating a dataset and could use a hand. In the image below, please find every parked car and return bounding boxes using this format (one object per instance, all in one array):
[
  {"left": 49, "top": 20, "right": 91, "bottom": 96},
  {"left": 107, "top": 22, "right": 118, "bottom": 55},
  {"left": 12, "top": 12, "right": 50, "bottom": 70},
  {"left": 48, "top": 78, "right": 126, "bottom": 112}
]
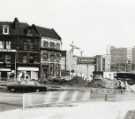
[{"left": 6, "top": 80, "right": 47, "bottom": 93}]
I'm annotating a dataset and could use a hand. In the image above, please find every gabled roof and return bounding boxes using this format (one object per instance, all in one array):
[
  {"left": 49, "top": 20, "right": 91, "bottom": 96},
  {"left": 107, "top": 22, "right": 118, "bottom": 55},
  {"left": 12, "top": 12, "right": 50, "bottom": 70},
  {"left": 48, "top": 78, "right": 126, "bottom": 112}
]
[
  {"left": 0, "top": 18, "right": 62, "bottom": 40},
  {"left": 35, "top": 25, "right": 61, "bottom": 40}
]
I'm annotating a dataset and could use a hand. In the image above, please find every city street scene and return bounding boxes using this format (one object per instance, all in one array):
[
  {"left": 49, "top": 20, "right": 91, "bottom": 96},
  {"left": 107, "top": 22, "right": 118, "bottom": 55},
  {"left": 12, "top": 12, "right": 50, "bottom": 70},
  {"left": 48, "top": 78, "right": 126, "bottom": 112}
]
[{"left": 1, "top": 0, "right": 135, "bottom": 119}]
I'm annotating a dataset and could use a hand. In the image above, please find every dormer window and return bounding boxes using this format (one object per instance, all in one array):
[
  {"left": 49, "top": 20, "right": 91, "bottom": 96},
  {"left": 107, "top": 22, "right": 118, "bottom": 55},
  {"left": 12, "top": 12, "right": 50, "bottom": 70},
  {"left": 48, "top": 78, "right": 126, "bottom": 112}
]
[{"left": 3, "top": 25, "right": 9, "bottom": 35}]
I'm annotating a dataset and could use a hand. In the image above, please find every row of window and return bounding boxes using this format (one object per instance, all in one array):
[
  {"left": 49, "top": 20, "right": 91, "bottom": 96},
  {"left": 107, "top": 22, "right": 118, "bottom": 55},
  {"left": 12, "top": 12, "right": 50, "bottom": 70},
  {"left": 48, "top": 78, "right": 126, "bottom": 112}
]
[
  {"left": 0, "top": 54, "right": 12, "bottom": 64},
  {"left": 15, "top": 39, "right": 39, "bottom": 51},
  {"left": 17, "top": 53, "right": 39, "bottom": 64},
  {"left": 0, "top": 39, "right": 61, "bottom": 51},
  {"left": 0, "top": 41, "right": 11, "bottom": 49},
  {"left": 42, "top": 40, "right": 61, "bottom": 50},
  {"left": 41, "top": 51, "right": 61, "bottom": 62},
  {"left": 49, "top": 63, "right": 60, "bottom": 76},
  {"left": 42, "top": 64, "right": 61, "bottom": 77}
]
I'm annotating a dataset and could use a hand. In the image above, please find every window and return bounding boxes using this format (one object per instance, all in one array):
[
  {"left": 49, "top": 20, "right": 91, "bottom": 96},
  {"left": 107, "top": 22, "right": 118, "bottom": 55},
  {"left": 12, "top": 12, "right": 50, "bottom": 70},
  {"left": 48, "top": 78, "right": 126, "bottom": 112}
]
[
  {"left": 23, "top": 56, "right": 27, "bottom": 63},
  {"left": 24, "top": 42, "right": 28, "bottom": 50},
  {"left": 0, "top": 54, "right": 4, "bottom": 63},
  {"left": 3, "top": 25, "right": 9, "bottom": 35},
  {"left": 56, "top": 53, "right": 61, "bottom": 61},
  {"left": 6, "top": 41, "right": 11, "bottom": 49},
  {"left": 41, "top": 51, "right": 48, "bottom": 61},
  {"left": 43, "top": 41, "right": 48, "bottom": 48},
  {"left": 50, "top": 42, "right": 55, "bottom": 48},
  {"left": 50, "top": 52, "right": 55, "bottom": 61},
  {"left": 0, "top": 41, "right": 4, "bottom": 49},
  {"left": 29, "top": 55, "right": 34, "bottom": 63},
  {"left": 56, "top": 43, "right": 60, "bottom": 50},
  {"left": 5, "top": 55, "right": 11, "bottom": 63}
]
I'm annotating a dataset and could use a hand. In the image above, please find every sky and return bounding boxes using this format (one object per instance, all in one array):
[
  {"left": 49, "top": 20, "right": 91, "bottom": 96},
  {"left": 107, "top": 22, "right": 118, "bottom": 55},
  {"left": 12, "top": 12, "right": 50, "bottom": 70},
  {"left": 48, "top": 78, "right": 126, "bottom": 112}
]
[{"left": 1, "top": 0, "right": 135, "bottom": 56}]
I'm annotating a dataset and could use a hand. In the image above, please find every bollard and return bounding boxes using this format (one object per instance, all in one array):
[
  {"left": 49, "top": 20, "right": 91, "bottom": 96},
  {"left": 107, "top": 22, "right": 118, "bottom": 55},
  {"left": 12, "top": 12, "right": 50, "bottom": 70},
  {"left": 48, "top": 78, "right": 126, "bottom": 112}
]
[
  {"left": 22, "top": 93, "right": 25, "bottom": 110},
  {"left": 121, "top": 89, "right": 123, "bottom": 94},
  {"left": 105, "top": 94, "right": 108, "bottom": 101}
]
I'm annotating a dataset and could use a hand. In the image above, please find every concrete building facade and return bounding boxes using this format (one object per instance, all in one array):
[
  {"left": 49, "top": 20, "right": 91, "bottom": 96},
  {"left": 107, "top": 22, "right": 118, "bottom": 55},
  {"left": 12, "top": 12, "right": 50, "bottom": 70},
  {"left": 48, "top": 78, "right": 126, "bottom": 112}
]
[
  {"left": 110, "top": 46, "right": 127, "bottom": 72},
  {"left": 105, "top": 46, "right": 135, "bottom": 72}
]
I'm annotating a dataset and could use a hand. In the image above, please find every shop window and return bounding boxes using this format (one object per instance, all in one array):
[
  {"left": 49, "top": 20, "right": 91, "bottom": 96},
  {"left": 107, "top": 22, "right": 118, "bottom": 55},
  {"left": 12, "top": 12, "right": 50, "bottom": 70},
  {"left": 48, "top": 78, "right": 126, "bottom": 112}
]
[{"left": 3, "top": 25, "right": 9, "bottom": 35}]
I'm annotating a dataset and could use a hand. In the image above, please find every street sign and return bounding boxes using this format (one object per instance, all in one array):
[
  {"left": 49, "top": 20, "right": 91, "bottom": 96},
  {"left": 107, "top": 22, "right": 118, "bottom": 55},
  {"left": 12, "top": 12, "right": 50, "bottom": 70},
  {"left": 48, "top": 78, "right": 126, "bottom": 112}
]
[{"left": 77, "top": 57, "right": 95, "bottom": 64}]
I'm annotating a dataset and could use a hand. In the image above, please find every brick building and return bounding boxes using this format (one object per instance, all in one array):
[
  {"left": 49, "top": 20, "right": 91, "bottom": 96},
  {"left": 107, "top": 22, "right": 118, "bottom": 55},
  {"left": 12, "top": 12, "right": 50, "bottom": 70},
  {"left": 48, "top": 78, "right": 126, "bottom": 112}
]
[
  {"left": 0, "top": 18, "right": 66, "bottom": 81},
  {"left": 37, "top": 26, "right": 65, "bottom": 79}
]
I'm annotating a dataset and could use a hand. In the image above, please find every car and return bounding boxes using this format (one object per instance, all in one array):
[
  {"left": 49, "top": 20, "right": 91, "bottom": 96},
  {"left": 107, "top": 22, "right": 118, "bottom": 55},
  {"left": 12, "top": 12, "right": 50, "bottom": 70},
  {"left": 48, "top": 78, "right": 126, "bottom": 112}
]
[{"left": 6, "top": 80, "right": 47, "bottom": 93}]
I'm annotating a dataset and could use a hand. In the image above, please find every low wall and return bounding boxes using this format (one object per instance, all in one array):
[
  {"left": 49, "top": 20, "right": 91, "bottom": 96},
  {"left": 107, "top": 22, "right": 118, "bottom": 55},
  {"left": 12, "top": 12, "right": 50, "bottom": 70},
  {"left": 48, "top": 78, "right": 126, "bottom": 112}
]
[
  {"left": 1, "top": 88, "right": 135, "bottom": 110},
  {"left": 23, "top": 88, "right": 134, "bottom": 109},
  {"left": 23, "top": 89, "right": 91, "bottom": 108}
]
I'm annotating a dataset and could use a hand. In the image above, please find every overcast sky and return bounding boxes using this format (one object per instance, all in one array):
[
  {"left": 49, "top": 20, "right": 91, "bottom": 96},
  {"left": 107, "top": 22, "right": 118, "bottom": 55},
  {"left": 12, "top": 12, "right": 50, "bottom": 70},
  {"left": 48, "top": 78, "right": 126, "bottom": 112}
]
[{"left": 1, "top": 0, "right": 135, "bottom": 56}]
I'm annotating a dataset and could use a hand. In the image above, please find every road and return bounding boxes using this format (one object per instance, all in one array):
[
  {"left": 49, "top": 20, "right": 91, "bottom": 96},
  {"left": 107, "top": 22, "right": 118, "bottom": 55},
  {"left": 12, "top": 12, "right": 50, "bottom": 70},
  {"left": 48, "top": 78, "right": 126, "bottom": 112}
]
[
  {"left": 0, "top": 92, "right": 23, "bottom": 111},
  {"left": 0, "top": 88, "right": 135, "bottom": 111},
  {"left": 1, "top": 101, "right": 135, "bottom": 119},
  {"left": 0, "top": 104, "right": 19, "bottom": 112}
]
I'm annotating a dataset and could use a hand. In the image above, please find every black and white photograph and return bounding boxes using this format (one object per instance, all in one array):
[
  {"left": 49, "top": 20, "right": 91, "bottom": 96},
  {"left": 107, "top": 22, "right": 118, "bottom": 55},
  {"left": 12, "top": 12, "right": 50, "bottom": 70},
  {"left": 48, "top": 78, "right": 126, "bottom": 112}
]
[{"left": 0, "top": 0, "right": 135, "bottom": 119}]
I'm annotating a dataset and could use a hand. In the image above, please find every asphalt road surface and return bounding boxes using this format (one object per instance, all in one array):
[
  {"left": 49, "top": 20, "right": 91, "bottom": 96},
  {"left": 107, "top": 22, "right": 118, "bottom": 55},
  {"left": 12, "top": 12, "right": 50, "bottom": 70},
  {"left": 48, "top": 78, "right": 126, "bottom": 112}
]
[
  {"left": 0, "top": 88, "right": 135, "bottom": 112},
  {"left": 0, "top": 104, "right": 20, "bottom": 112},
  {"left": 0, "top": 92, "right": 22, "bottom": 111}
]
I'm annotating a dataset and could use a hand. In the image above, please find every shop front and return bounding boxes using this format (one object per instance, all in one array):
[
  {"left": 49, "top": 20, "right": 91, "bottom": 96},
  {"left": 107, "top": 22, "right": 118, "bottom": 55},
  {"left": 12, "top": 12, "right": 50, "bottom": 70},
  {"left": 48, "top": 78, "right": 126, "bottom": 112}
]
[
  {"left": 17, "top": 67, "right": 39, "bottom": 81},
  {"left": 41, "top": 63, "right": 61, "bottom": 80},
  {"left": 0, "top": 51, "right": 16, "bottom": 81}
]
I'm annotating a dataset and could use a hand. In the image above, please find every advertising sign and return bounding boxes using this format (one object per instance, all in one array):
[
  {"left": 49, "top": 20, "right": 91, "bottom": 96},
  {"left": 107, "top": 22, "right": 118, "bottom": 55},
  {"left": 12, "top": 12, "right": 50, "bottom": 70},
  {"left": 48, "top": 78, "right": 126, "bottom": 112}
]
[{"left": 77, "top": 57, "right": 95, "bottom": 64}]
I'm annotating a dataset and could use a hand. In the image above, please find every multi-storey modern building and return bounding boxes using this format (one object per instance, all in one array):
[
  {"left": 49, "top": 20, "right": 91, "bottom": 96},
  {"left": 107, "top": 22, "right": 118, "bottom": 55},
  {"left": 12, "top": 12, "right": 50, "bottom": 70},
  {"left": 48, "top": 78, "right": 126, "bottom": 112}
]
[
  {"left": 105, "top": 46, "right": 135, "bottom": 72},
  {"left": 132, "top": 47, "right": 135, "bottom": 70},
  {"left": 109, "top": 46, "right": 127, "bottom": 72},
  {"left": 0, "top": 18, "right": 66, "bottom": 81}
]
